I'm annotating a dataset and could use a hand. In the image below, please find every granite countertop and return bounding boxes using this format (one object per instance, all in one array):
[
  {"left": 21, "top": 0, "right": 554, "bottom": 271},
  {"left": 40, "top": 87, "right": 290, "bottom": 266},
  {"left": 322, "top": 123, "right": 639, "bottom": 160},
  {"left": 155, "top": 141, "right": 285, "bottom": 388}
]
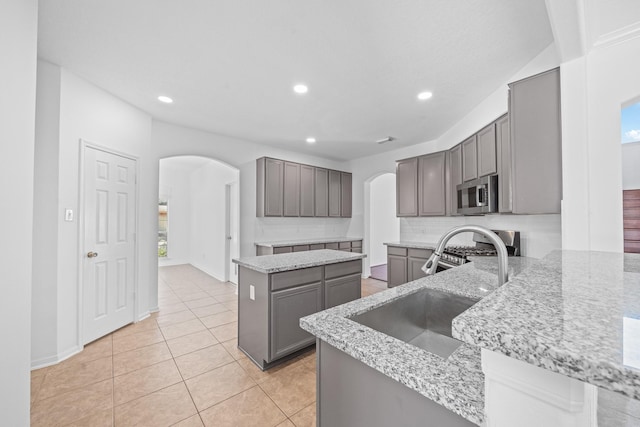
[
  {"left": 233, "top": 249, "right": 367, "bottom": 274},
  {"left": 300, "top": 256, "right": 537, "bottom": 425},
  {"left": 453, "top": 250, "right": 640, "bottom": 400},
  {"left": 384, "top": 241, "right": 437, "bottom": 250},
  {"left": 255, "top": 236, "right": 363, "bottom": 247}
]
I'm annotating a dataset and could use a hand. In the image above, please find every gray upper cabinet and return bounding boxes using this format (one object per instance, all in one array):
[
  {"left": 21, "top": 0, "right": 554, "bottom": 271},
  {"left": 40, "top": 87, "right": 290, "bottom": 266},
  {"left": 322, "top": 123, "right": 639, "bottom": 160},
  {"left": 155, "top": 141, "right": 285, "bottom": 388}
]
[
  {"left": 462, "top": 135, "right": 478, "bottom": 182},
  {"left": 341, "top": 172, "right": 352, "bottom": 218},
  {"left": 508, "top": 67, "right": 562, "bottom": 214},
  {"left": 300, "top": 165, "right": 315, "bottom": 217},
  {"left": 477, "top": 123, "right": 497, "bottom": 177},
  {"left": 448, "top": 144, "right": 462, "bottom": 216},
  {"left": 255, "top": 157, "right": 284, "bottom": 217},
  {"left": 257, "top": 157, "right": 352, "bottom": 218},
  {"left": 396, "top": 157, "right": 418, "bottom": 217},
  {"left": 315, "top": 168, "right": 329, "bottom": 217},
  {"left": 418, "top": 152, "right": 446, "bottom": 216},
  {"left": 283, "top": 162, "right": 300, "bottom": 217},
  {"left": 496, "top": 114, "right": 512, "bottom": 213},
  {"left": 328, "top": 170, "right": 342, "bottom": 217}
]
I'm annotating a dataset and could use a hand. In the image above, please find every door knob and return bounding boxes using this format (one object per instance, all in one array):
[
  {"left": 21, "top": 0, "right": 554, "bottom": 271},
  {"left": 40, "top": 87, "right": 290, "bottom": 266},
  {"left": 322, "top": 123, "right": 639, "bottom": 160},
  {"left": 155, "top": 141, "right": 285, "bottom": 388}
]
[{"left": 87, "top": 251, "right": 99, "bottom": 258}]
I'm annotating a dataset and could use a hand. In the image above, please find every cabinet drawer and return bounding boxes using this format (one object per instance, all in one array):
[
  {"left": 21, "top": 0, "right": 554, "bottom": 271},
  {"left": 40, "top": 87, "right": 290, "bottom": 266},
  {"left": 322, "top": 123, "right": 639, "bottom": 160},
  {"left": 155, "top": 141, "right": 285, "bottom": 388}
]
[
  {"left": 408, "top": 248, "right": 431, "bottom": 259},
  {"left": 351, "top": 240, "right": 362, "bottom": 248},
  {"left": 271, "top": 267, "right": 322, "bottom": 291},
  {"left": 387, "top": 246, "right": 407, "bottom": 257},
  {"left": 325, "top": 260, "right": 362, "bottom": 280},
  {"left": 351, "top": 248, "right": 362, "bottom": 253},
  {"left": 339, "top": 242, "right": 351, "bottom": 249},
  {"left": 293, "top": 245, "right": 310, "bottom": 252},
  {"left": 273, "top": 246, "right": 292, "bottom": 254},
  {"left": 325, "top": 273, "right": 361, "bottom": 309},
  {"left": 309, "top": 243, "right": 325, "bottom": 250},
  {"left": 325, "top": 242, "right": 339, "bottom": 250}
]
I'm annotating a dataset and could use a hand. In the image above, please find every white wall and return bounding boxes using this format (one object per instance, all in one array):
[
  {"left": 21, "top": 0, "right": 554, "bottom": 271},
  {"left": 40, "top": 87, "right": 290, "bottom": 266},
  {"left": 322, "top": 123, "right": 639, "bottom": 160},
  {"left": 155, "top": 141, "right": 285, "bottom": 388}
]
[
  {"left": 0, "top": 0, "right": 37, "bottom": 422},
  {"left": 348, "top": 44, "right": 563, "bottom": 262},
  {"left": 369, "top": 174, "right": 399, "bottom": 266},
  {"left": 159, "top": 162, "right": 192, "bottom": 264},
  {"left": 32, "top": 62, "right": 155, "bottom": 367},
  {"left": 622, "top": 142, "right": 640, "bottom": 190},
  {"left": 151, "top": 121, "right": 351, "bottom": 258},
  {"left": 189, "top": 161, "right": 238, "bottom": 280}
]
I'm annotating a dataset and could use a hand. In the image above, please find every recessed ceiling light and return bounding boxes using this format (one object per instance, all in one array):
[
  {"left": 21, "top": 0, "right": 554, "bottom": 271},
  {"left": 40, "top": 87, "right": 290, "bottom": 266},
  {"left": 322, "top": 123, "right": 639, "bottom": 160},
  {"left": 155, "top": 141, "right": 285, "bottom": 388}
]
[
  {"left": 417, "top": 91, "right": 433, "bottom": 101},
  {"left": 306, "top": 137, "right": 316, "bottom": 144},
  {"left": 293, "top": 84, "right": 308, "bottom": 94},
  {"left": 158, "top": 95, "right": 173, "bottom": 104}
]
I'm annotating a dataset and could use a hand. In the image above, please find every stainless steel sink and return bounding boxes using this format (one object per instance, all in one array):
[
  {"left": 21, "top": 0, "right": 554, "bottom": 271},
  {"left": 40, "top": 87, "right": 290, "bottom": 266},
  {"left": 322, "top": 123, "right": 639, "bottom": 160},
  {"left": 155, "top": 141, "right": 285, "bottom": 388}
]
[{"left": 351, "top": 288, "right": 477, "bottom": 358}]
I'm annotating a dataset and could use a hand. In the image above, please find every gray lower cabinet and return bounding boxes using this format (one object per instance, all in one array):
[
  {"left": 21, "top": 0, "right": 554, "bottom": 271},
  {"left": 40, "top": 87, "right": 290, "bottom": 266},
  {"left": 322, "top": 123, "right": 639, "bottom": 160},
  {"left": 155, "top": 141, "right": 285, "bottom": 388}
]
[
  {"left": 418, "top": 152, "right": 446, "bottom": 216},
  {"left": 273, "top": 246, "right": 292, "bottom": 254},
  {"left": 270, "top": 282, "right": 322, "bottom": 360},
  {"left": 387, "top": 246, "right": 433, "bottom": 287},
  {"left": 462, "top": 135, "right": 478, "bottom": 182},
  {"left": 328, "top": 170, "right": 342, "bottom": 217},
  {"left": 315, "top": 168, "right": 329, "bottom": 217},
  {"left": 238, "top": 260, "right": 363, "bottom": 369},
  {"left": 284, "top": 162, "right": 300, "bottom": 217},
  {"left": 396, "top": 157, "right": 419, "bottom": 217},
  {"left": 508, "top": 67, "right": 562, "bottom": 214},
  {"left": 256, "top": 239, "right": 362, "bottom": 256},
  {"left": 300, "top": 165, "right": 315, "bottom": 217},
  {"left": 317, "top": 340, "right": 475, "bottom": 427}
]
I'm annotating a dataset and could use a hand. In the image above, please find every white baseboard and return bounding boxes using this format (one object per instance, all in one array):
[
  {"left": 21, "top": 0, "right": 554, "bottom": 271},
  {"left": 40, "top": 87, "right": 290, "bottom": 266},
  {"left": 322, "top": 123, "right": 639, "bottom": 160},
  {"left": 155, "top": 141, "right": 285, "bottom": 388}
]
[
  {"left": 189, "top": 261, "right": 225, "bottom": 282},
  {"left": 31, "top": 344, "right": 83, "bottom": 370}
]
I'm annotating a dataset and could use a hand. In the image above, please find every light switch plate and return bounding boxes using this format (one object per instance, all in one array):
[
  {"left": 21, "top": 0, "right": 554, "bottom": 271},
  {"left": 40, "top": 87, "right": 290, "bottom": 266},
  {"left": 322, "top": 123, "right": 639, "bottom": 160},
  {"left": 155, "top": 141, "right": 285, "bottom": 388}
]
[
  {"left": 249, "top": 285, "right": 255, "bottom": 300},
  {"left": 64, "top": 209, "right": 73, "bottom": 221}
]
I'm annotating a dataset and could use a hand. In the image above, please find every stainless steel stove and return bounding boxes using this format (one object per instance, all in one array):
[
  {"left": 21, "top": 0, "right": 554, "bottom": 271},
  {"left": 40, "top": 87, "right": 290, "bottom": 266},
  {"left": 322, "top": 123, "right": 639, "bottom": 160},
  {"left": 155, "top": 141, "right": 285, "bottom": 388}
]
[{"left": 438, "top": 230, "right": 521, "bottom": 270}]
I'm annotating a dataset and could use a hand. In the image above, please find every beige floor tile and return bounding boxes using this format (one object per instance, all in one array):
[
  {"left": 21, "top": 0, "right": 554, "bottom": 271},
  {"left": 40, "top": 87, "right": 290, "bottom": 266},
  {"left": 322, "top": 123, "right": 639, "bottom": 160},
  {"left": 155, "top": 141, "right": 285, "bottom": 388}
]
[
  {"left": 48, "top": 336, "right": 113, "bottom": 374},
  {"left": 174, "top": 344, "right": 234, "bottom": 379},
  {"left": 219, "top": 339, "right": 247, "bottom": 361},
  {"left": 156, "top": 309, "right": 197, "bottom": 327},
  {"left": 290, "top": 402, "right": 316, "bottom": 427},
  {"left": 185, "top": 362, "right": 255, "bottom": 411},
  {"left": 199, "top": 386, "right": 286, "bottom": 427},
  {"left": 38, "top": 356, "right": 112, "bottom": 401},
  {"left": 206, "top": 287, "right": 237, "bottom": 297},
  {"left": 31, "top": 373, "right": 46, "bottom": 403},
  {"left": 113, "top": 359, "right": 183, "bottom": 406},
  {"left": 177, "top": 291, "right": 211, "bottom": 302},
  {"left": 113, "top": 341, "right": 173, "bottom": 376},
  {"left": 259, "top": 363, "right": 316, "bottom": 416},
  {"left": 190, "top": 303, "right": 229, "bottom": 318},
  {"left": 157, "top": 296, "right": 182, "bottom": 307},
  {"left": 236, "top": 355, "right": 299, "bottom": 385},
  {"left": 209, "top": 321, "right": 238, "bottom": 342},
  {"left": 112, "top": 317, "right": 160, "bottom": 339},
  {"left": 171, "top": 414, "right": 204, "bottom": 427},
  {"left": 212, "top": 293, "right": 238, "bottom": 303},
  {"left": 199, "top": 310, "right": 237, "bottom": 329},
  {"left": 66, "top": 408, "right": 113, "bottom": 427},
  {"left": 275, "top": 420, "right": 296, "bottom": 427},
  {"left": 220, "top": 301, "right": 238, "bottom": 312},
  {"left": 161, "top": 318, "right": 207, "bottom": 340},
  {"left": 31, "top": 379, "right": 113, "bottom": 427},
  {"left": 114, "top": 382, "right": 197, "bottom": 427},
  {"left": 185, "top": 297, "right": 218, "bottom": 309},
  {"left": 113, "top": 328, "right": 165, "bottom": 354},
  {"left": 157, "top": 301, "right": 190, "bottom": 315},
  {"left": 166, "top": 330, "right": 219, "bottom": 358}
]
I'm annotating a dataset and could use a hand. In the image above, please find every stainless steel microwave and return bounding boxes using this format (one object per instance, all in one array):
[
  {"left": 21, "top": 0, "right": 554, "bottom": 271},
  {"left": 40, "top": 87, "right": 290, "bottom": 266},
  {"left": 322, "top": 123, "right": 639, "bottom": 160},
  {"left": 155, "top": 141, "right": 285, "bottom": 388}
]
[{"left": 457, "top": 174, "right": 498, "bottom": 215}]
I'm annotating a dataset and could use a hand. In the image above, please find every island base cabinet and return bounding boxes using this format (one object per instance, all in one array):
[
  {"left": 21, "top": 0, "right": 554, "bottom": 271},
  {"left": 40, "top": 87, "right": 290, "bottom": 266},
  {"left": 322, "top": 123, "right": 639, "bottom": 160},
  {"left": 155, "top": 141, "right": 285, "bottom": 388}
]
[
  {"left": 325, "top": 273, "right": 361, "bottom": 309},
  {"left": 317, "top": 340, "right": 475, "bottom": 427}
]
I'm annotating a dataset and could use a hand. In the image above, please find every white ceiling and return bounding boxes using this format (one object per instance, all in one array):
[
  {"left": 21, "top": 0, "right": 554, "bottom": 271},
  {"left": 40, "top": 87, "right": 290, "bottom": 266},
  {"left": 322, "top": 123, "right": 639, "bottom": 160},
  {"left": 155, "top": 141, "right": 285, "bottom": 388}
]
[{"left": 38, "top": 0, "right": 553, "bottom": 161}]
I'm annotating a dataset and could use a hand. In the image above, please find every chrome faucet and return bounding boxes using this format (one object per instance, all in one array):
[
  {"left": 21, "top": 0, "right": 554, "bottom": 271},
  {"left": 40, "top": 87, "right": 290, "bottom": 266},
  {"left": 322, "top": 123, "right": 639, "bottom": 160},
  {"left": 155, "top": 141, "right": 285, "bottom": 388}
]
[{"left": 421, "top": 225, "right": 509, "bottom": 286}]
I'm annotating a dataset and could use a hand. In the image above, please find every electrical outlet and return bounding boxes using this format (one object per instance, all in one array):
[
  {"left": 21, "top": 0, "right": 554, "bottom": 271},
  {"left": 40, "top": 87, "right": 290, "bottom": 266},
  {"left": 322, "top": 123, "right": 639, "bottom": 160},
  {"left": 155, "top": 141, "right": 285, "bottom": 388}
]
[{"left": 249, "top": 285, "right": 255, "bottom": 300}]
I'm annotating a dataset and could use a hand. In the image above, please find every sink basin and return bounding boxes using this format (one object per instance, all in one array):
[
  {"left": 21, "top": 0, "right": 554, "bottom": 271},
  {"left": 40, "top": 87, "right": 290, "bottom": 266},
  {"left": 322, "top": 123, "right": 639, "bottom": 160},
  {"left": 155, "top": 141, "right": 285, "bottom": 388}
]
[{"left": 351, "top": 288, "right": 477, "bottom": 358}]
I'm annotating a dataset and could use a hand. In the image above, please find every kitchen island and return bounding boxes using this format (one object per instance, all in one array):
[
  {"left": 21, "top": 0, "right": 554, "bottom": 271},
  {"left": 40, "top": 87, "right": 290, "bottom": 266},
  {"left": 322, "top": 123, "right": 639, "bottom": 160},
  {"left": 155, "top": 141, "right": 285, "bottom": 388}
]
[
  {"left": 233, "top": 249, "right": 366, "bottom": 370},
  {"left": 301, "top": 251, "right": 640, "bottom": 426}
]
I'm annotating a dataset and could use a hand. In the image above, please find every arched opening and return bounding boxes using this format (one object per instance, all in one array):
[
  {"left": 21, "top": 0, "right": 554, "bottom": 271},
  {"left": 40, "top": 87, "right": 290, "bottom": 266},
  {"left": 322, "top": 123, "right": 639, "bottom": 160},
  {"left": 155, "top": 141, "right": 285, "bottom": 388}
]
[
  {"left": 159, "top": 155, "right": 240, "bottom": 283},
  {"left": 363, "top": 172, "right": 399, "bottom": 285}
]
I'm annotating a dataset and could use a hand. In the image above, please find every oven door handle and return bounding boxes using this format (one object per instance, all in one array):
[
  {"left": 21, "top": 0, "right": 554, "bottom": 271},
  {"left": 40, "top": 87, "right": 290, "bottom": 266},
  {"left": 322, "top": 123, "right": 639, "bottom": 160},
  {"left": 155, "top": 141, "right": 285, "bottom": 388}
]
[{"left": 437, "top": 259, "right": 459, "bottom": 269}]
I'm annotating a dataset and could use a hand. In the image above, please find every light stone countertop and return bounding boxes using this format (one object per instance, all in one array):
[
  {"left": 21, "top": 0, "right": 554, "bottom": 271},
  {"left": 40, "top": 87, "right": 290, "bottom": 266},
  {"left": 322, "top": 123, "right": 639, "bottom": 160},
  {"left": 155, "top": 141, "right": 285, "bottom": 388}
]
[
  {"left": 255, "top": 236, "right": 363, "bottom": 247},
  {"left": 233, "top": 249, "right": 366, "bottom": 274},
  {"left": 453, "top": 250, "right": 640, "bottom": 400},
  {"left": 384, "top": 241, "right": 437, "bottom": 250},
  {"left": 300, "top": 256, "right": 538, "bottom": 425}
]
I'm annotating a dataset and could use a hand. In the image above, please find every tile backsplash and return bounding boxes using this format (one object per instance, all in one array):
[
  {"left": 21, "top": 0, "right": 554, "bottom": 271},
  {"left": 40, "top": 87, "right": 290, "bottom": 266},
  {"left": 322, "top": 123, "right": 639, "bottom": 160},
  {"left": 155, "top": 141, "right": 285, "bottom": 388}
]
[
  {"left": 400, "top": 214, "right": 561, "bottom": 259},
  {"left": 254, "top": 217, "right": 352, "bottom": 243}
]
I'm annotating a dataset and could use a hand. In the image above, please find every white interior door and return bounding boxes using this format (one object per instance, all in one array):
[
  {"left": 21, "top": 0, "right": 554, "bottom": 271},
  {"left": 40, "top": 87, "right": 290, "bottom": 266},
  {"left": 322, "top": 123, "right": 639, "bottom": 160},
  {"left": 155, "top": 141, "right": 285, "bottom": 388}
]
[
  {"left": 226, "top": 182, "right": 239, "bottom": 284},
  {"left": 82, "top": 146, "right": 137, "bottom": 344}
]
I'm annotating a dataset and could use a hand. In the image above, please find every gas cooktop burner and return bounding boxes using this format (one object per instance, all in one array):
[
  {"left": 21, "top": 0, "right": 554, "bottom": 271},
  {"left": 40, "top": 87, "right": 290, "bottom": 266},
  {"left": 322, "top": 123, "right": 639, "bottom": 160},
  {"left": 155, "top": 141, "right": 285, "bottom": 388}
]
[{"left": 444, "top": 245, "right": 498, "bottom": 257}]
